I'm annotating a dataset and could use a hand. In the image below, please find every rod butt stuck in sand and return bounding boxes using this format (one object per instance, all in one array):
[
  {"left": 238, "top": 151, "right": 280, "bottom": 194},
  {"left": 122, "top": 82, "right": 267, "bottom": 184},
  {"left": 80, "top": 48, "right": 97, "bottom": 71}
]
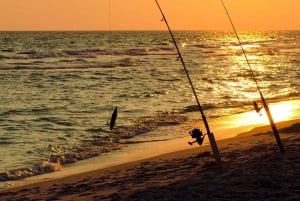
[{"left": 154, "top": 0, "right": 223, "bottom": 168}]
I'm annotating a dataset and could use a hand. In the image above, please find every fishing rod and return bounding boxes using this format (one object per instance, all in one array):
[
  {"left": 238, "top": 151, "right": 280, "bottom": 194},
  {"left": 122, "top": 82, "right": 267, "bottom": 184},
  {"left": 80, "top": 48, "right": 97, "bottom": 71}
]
[
  {"left": 154, "top": 0, "right": 222, "bottom": 167},
  {"left": 220, "top": 0, "right": 285, "bottom": 153}
]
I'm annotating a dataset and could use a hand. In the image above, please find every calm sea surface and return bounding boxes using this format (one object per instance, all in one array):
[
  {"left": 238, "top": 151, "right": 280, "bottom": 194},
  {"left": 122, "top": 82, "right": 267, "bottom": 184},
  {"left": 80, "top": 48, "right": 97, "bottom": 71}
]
[{"left": 0, "top": 31, "right": 299, "bottom": 180}]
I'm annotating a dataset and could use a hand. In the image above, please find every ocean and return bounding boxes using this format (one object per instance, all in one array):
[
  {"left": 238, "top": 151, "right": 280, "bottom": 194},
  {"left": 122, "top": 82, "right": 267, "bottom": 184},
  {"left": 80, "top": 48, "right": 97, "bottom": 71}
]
[{"left": 0, "top": 31, "right": 299, "bottom": 181}]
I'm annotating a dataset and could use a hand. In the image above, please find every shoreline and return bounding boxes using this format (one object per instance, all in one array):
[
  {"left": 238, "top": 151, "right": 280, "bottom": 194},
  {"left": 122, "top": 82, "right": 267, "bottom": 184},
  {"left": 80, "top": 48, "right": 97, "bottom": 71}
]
[
  {"left": 1, "top": 98, "right": 299, "bottom": 183},
  {"left": 0, "top": 117, "right": 299, "bottom": 199},
  {"left": 0, "top": 98, "right": 299, "bottom": 190}
]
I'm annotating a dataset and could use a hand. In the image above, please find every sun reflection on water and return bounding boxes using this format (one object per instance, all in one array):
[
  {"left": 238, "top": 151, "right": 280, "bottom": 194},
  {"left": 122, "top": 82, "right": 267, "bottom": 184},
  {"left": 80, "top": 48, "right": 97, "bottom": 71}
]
[
  {"left": 234, "top": 100, "right": 299, "bottom": 127},
  {"left": 264, "top": 102, "right": 296, "bottom": 123}
]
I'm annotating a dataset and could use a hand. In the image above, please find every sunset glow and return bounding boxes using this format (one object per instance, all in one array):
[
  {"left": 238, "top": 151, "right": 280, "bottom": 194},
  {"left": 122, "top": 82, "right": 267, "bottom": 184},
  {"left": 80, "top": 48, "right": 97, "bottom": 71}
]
[
  {"left": 0, "top": 0, "right": 299, "bottom": 31},
  {"left": 235, "top": 100, "right": 299, "bottom": 127}
]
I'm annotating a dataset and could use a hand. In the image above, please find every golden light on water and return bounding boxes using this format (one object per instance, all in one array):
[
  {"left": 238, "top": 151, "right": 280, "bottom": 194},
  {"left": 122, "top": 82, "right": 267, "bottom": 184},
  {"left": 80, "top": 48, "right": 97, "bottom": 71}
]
[
  {"left": 234, "top": 100, "right": 299, "bottom": 127},
  {"left": 206, "top": 100, "right": 300, "bottom": 140},
  {"left": 265, "top": 102, "right": 295, "bottom": 123}
]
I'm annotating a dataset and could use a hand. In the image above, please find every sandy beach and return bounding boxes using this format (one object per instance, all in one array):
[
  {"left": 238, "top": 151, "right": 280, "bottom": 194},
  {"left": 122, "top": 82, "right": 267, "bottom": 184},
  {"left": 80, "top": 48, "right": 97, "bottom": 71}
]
[{"left": 0, "top": 118, "right": 299, "bottom": 201}]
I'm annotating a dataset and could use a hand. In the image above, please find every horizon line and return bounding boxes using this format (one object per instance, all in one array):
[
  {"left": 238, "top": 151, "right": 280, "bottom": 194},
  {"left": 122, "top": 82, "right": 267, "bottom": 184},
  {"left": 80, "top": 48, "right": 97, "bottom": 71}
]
[{"left": 0, "top": 29, "right": 299, "bottom": 32}]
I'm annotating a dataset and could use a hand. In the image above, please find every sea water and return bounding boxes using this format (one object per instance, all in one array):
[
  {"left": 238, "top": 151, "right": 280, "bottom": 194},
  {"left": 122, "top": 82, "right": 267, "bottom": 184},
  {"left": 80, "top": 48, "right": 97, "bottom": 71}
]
[{"left": 0, "top": 31, "right": 299, "bottom": 180}]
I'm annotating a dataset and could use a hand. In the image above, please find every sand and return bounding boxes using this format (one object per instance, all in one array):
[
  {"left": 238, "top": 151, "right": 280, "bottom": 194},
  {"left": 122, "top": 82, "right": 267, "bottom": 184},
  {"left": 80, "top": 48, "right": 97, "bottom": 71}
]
[{"left": 0, "top": 119, "right": 299, "bottom": 201}]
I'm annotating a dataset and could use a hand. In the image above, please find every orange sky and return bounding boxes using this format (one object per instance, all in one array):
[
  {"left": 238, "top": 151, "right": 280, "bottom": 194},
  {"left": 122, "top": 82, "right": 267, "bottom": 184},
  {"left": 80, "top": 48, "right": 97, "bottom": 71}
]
[{"left": 0, "top": 0, "right": 299, "bottom": 31}]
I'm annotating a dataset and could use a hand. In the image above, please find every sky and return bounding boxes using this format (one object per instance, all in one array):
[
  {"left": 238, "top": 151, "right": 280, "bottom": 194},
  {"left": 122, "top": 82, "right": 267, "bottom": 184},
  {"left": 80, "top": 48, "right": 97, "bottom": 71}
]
[{"left": 0, "top": 0, "right": 299, "bottom": 31}]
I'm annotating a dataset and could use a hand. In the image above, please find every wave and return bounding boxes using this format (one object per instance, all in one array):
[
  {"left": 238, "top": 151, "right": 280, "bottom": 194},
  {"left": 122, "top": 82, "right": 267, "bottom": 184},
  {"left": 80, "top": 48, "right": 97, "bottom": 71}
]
[
  {"left": 0, "top": 136, "right": 124, "bottom": 181},
  {"left": 0, "top": 112, "right": 188, "bottom": 181},
  {"left": 0, "top": 162, "right": 63, "bottom": 181},
  {"left": 182, "top": 101, "right": 252, "bottom": 113},
  {"left": 265, "top": 93, "right": 300, "bottom": 103},
  {"left": 0, "top": 48, "right": 14, "bottom": 53},
  {"left": 0, "top": 107, "right": 52, "bottom": 116},
  {"left": 0, "top": 46, "right": 178, "bottom": 70},
  {"left": 0, "top": 55, "right": 10, "bottom": 59},
  {"left": 1, "top": 46, "right": 176, "bottom": 61},
  {"left": 181, "top": 94, "right": 300, "bottom": 118},
  {"left": 0, "top": 137, "right": 14, "bottom": 145},
  {"left": 37, "top": 117, "right": 74, "bottom": 127},
  {"left": 1, "top": 120, "right": 299, "bottom": 181},
  {"left": 17, "top": 50, "right": 38, "bottom": 55},
  {"left": 0, "top": 65, "right": 119, "bottom": 70}
]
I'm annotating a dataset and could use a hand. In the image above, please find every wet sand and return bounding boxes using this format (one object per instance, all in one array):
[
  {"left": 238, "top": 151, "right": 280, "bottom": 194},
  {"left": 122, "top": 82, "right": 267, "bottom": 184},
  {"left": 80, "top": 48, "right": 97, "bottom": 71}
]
[{"left": 0, "top": 119, "right": 299, "bottom": 201}]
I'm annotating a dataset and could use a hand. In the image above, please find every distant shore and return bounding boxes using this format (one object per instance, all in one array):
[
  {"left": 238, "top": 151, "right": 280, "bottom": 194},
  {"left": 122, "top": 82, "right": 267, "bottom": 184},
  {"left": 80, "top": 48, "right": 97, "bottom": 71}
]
[{"left": 0, "top": 118, "right": 299, "bottom": 200}]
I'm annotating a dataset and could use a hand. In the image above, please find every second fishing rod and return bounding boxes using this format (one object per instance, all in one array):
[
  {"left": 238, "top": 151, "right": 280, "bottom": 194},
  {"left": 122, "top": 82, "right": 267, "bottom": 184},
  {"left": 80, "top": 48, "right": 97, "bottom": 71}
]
[{"left": 220, "top": 0, "right": 285, "bottom": 153}]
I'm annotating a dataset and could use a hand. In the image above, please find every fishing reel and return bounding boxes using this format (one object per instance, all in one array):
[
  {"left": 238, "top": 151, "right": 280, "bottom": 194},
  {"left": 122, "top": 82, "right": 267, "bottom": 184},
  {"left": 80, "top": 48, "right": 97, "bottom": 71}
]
[{"left": 188, "top": 128, "right": 206, "bottom": 146}]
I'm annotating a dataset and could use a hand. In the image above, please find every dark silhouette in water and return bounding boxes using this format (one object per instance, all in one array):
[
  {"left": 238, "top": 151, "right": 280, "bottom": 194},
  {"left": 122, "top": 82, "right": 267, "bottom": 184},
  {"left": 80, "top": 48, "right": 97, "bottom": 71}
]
[{"left": 110, "top": 107, "right": 118, "bottom": 130}]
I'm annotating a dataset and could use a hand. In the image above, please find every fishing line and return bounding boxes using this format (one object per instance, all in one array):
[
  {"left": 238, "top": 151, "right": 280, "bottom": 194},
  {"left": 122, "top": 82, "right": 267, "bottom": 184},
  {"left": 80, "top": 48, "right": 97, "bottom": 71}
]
[
  {"left": 220, "top": 0, "right": 285, "bottom": 153},
  {"left": 154, "top": 0, "right": 222, "bottom": 167},
  {"left": 108, "top": 0, "right": 113, "bottom": 98},
  {"left": 107, "top": 0, "right": 118, "bottom": 130}
]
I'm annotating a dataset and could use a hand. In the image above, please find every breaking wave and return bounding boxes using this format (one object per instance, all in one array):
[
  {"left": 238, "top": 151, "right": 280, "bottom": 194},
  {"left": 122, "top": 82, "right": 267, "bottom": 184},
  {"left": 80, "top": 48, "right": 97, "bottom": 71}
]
[{"left": 0, "top": 112, "right": 188, "bottom": 181}]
